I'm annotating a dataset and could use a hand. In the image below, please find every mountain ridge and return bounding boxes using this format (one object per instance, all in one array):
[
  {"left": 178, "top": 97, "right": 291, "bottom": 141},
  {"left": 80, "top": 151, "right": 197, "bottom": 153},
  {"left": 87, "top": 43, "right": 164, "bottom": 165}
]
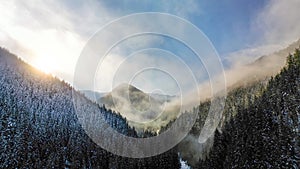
[
  {"left": 0, "top": 47, "right": 180, "bottom": 168},
  {"left": 97, "top": 83, "right": 167, "bottom": 125}
]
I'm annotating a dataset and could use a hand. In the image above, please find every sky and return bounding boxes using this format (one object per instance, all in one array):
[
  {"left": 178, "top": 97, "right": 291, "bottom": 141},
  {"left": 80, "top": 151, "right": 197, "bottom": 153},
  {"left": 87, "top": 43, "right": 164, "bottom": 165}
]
[{"left": 0, "top": 0, "right": 300, "bottom": 94}]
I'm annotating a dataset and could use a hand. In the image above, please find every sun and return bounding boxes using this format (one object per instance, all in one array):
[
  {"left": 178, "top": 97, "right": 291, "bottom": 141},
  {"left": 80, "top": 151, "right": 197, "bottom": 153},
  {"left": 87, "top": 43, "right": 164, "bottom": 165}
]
[{"left": 33, "top": 56, "right": 57, "bottom": 74}]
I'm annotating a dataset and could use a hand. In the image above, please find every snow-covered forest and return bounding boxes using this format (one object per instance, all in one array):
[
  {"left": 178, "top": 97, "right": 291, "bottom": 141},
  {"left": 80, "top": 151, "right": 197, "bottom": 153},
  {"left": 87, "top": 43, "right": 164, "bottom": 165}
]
[
  {"left": 0, "top": 48, "right": 180, "bottom": 168},
  {"left": 189, "top": 49, "right": 300, "bottom": 168},
  {"left": 0, "top": 46, "right": 299, "bottom": 168}
]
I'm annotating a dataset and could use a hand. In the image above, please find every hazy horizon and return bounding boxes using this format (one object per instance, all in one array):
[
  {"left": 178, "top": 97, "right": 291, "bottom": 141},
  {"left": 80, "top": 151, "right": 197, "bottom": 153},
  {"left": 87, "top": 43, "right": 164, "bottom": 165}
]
[{"left": 1, "top": 0, "right": 300, "bottom": 94}]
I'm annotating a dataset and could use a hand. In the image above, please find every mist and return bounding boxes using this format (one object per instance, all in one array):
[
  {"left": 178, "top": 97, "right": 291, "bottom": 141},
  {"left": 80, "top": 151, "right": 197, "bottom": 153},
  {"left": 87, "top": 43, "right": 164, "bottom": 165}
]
[{"left": 174, "top": 39, "right": 300, "bottom": 166}]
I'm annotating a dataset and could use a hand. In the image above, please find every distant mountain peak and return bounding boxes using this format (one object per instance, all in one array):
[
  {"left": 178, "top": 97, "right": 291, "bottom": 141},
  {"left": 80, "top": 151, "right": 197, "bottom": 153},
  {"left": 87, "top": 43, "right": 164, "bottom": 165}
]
[
  {"left": 112, "top": 83, "right": 141, "bottom": 93},
  {"left": 97, "top": 83, "right": 178, "bottom": 130}
]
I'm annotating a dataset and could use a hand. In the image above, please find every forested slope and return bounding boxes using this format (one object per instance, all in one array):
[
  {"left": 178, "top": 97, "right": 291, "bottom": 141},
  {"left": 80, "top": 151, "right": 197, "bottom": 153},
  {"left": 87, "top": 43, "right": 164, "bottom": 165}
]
[
  {"left": 177, "top": 71, "right": 268, "bottom": 167},
  {"left": 1, "top": 46, "right": 299, "bottom": 168},
  {"left": 196, "top": 49, "right": 300, "bottom": 168},
  {"left": 0, "top": 48, "right": 180, "bottom": 169}
]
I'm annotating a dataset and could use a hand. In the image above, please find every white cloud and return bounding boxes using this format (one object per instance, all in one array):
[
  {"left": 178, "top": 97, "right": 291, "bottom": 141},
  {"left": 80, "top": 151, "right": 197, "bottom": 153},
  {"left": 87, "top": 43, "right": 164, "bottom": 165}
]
[
  {"left": 5, "top": 0, "right": 298, "bottom": 98},
  {"left": 255, "top": 0, "right": 300, "bottom": 45},
  {"left": 94, "top": 50, "right": 199, "bottom": 95},
  {"left": 0, "top": 0, "right": 118, "bottom": 82},
  {"left": 224, "top": 0, "right": 300, "bottom": 68},
  {"left": 0, "top": 1, "right": 203, "bottom": 91},
  {"left": 224, "top": 44, "right": 282, "bottom": 67}
]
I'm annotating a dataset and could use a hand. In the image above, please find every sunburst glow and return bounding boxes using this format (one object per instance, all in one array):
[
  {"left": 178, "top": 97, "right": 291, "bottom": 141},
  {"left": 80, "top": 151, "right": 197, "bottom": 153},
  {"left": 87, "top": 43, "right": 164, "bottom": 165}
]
[{"left": 33, "top": 56, "right": 57, "bottom": 74}]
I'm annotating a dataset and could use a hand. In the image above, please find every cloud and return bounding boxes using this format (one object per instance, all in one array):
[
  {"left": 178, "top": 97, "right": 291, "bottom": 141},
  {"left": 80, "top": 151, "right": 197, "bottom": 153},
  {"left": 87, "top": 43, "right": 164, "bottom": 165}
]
[
  {"left": 0, "top": 1, "right": 203, "bottom": 91},
  {"left": 0, "top": 0, "right": 135, "bottom": 83},
  {"left": 176, "top": 1, "right": 300, "bottom": 165},
  {"left": 94, "top": 48, "right": 200, "bottom": 95},
  {"left": 254, "top": 0, "right": 300, "bottom": 45},
  {"left": 224, "top": 44, "right": 283, "bottom": 67},
  {"left": 224, "top": 0, "right": 300, "bottom": 69}
]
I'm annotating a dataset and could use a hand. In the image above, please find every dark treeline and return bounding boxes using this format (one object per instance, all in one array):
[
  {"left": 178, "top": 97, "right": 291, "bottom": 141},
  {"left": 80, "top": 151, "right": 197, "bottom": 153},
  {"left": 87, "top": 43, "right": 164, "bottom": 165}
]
[
  {"left": 178, "top": 66, "right": 268, "bottom": 167},
  {"left": 195, "top": 49, "right": 300, "bottom": 168},
  {"left": 1, "top": 46, "right": 299, "bottom": 168},
  {"left": 0, "top": 48, "right": 180, "bottom": 168}
]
